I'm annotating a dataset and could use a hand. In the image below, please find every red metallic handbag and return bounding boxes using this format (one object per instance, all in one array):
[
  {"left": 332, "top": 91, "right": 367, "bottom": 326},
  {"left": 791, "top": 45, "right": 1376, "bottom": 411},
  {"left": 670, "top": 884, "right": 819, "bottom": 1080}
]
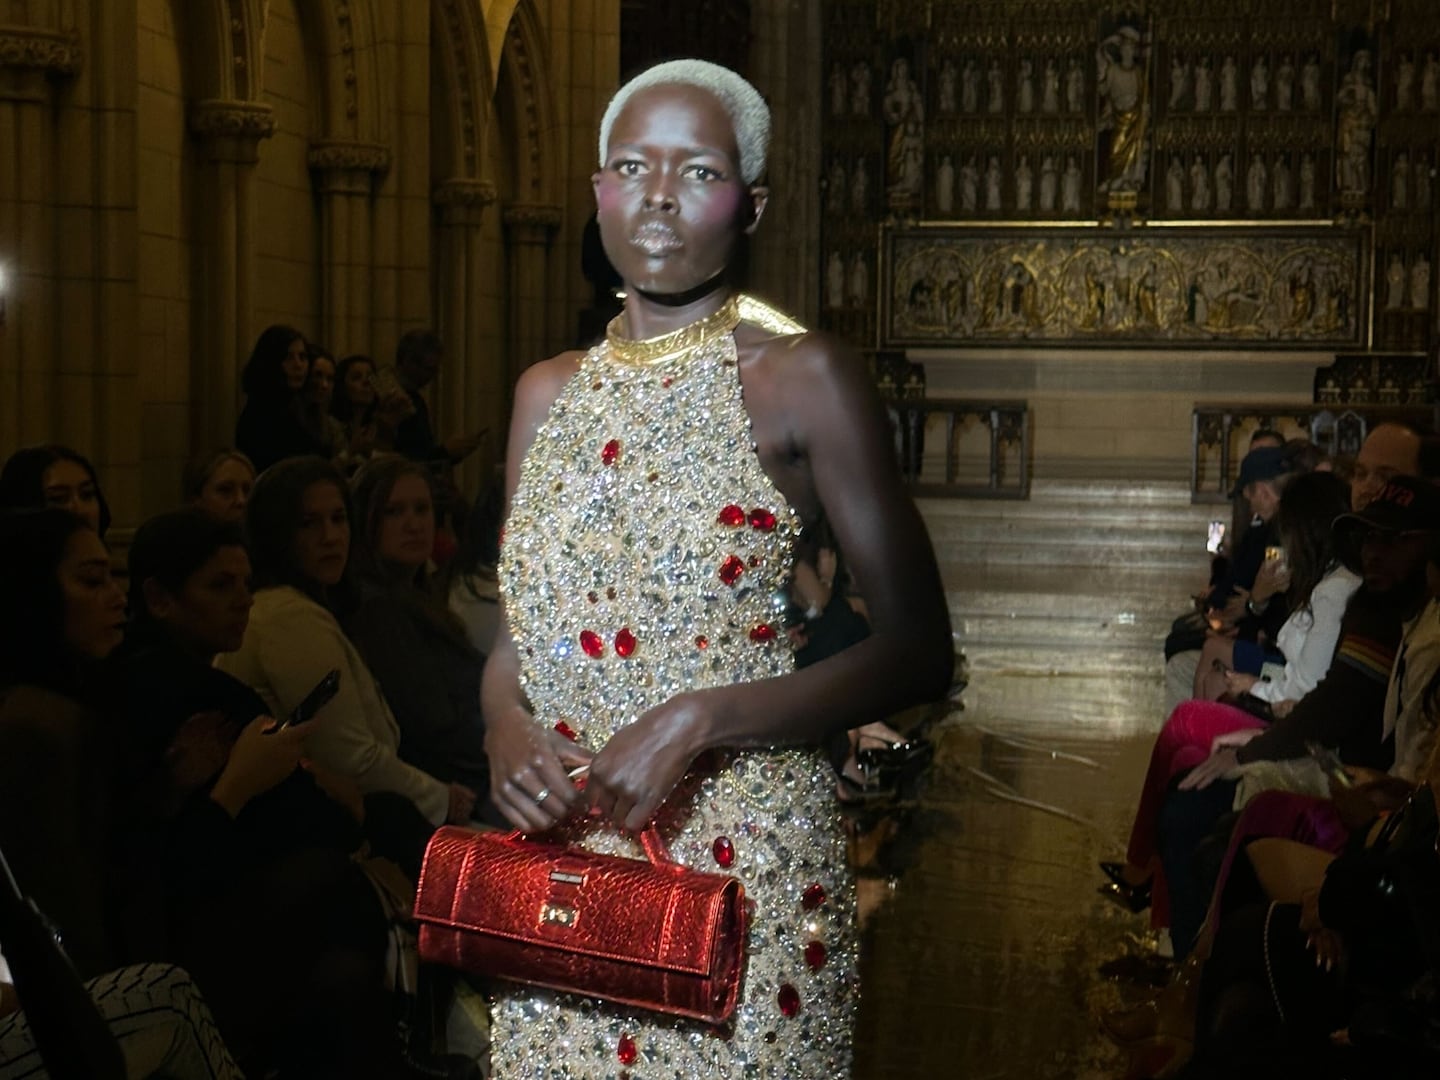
[{"left": 412, "top": 825, "right": 749, "bottom": 1024}]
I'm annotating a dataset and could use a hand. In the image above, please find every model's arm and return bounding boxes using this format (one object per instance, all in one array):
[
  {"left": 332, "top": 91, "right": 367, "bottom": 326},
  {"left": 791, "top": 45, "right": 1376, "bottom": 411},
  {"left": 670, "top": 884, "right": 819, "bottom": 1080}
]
[{"left": 588, "top": 333, "right": 953, "bottom": 828}]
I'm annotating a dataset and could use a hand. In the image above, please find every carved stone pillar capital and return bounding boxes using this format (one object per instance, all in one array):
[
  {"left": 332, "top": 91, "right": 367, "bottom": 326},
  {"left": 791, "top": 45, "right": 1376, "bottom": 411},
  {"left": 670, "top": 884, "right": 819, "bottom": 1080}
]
[
  {"left": 308, "top": 140, "right": 392, "bottom": 194},
  {"left": 433, "top": 179, "right": 498, "bottom": 227},
  {"left": 188, "top": 100, "right": 277, "bottom": 164},
  {"left": 0, "top": 25, "right": 81, "bottom": 102},
  {"left": 502, "top": 203, "right": 563, "bottom": 244}
]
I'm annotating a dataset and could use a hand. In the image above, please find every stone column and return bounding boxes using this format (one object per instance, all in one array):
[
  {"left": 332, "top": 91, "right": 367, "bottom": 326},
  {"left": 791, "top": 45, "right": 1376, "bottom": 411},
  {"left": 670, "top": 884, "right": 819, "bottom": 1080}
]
[
  {"left": 433, "top": 179, "right": 498, "bottom": 476},
  {"left": 503, "top": 202, "right": 563, "bottom": 385},
  {"left": 309, "top": 140, "right": 391, "bottom": 357},
  {"left": 0, "top": 26, "right": 81, "bottom": 457},
  {"left": 188, "top": 100, "right": 276, "bottom": 452}
]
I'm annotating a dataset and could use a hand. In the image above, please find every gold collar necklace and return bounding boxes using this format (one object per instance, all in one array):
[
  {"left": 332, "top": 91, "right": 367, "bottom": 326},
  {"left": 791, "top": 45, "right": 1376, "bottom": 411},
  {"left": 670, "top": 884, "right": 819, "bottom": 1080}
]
[{"left": 605, "top": 295, "right": 742, "bottom": 366}]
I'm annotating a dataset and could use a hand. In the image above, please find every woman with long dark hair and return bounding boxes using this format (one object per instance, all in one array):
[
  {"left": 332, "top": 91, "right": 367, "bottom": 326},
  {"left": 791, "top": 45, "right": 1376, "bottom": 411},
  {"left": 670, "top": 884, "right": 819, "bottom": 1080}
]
[
  {"left": 234, "top": 325, "right": 330, "bottom": 473},
  {"left": 0, "top": 445, "right": 111, "bottom": 537}
]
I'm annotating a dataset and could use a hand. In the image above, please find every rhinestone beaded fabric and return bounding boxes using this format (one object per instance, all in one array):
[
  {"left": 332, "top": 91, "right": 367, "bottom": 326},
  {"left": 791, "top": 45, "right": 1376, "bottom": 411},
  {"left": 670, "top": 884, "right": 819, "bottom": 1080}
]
[{"left": 496, "top": 314, "right": 857, "bottom": 1078}]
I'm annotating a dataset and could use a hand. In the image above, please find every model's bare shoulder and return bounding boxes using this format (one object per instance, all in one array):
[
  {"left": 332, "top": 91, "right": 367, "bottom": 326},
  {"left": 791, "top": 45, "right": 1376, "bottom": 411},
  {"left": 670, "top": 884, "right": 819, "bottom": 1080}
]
[{"left": 515, "top": 350, "right": 585, "bottom": 411}]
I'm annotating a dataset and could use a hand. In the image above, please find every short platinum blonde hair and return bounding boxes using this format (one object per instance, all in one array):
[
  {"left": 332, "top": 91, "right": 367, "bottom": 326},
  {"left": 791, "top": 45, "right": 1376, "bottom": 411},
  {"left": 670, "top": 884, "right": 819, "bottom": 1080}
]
[{"left": 598, "top": 59, "right": 771, "bottom": 185}]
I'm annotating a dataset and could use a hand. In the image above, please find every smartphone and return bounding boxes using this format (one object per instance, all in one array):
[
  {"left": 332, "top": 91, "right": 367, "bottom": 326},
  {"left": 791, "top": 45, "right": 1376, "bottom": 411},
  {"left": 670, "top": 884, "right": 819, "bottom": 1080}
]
[
  {"left": 1264, "top": 545, "right": 1284, "bottom": 563},
  {"left": 1206, "top": 520, "right": 1227, "bottom": 555},
  {"left": 275, "top": 669, "right": 341, "bottom": 732},
  {"left": 1305, "top": 740, "right": 1353, "bottom": 789}
]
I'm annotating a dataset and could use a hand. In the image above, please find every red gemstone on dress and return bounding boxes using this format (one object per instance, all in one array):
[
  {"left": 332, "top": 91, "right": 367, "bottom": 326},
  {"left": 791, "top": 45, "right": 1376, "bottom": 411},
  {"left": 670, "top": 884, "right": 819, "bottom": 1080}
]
[
  {"left": 579, "top": 630, "right": 605, "bottom": 658},
  {"left": 712, "top": 836, "right": 735, "bottom": 868},
  {"left": 617, "top": 1033, "right": 637, "bottom": 1066},
  {"left": 695, "top": 635, "right": 709, "bottom": 649},
  {"left": 749, "top": 556, "right": 761, "bottom": 568},
  {"left": 749, "top": 623, "right": 777, "bottom": 643},
  {"left": 601, "top": 439, "right": 621, "bottom": 466},
  {"left": 802, "top": 883, "right": 826, "bottom": 910},
  {"left": 661, "top": 376, "right": 674, "bottom": 388},
  {"left": 804, "top": 941, "right": 828, "bottom": 970},
  {"left": 717, "top": 504, "right": 746, "bottom": 527},
  {"left": 554, "top": 721, "right": 578, "bottom": 742},
  {"left": 614, "top": 628, "right": 637, "bottom": 658},
  {"left": 777, "top": 984, "right": 801, "bottom": 1018},
  {"left": 748, "top": 507, "right": 777, "bottom": 531},
  {"left": 719, "top": 555, "right": 746, "bottom": 586}
]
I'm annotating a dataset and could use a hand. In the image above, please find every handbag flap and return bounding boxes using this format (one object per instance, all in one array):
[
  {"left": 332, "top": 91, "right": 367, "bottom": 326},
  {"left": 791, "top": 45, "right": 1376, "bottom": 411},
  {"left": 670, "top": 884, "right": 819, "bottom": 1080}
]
[{"left": 414, "top": 827, "right": 739, "bottom": 977}]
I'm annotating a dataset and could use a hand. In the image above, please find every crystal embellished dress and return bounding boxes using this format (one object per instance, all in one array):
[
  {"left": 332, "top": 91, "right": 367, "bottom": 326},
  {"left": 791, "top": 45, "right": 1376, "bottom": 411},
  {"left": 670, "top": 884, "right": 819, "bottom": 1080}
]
[{"left": 494, "top": 301, "right": 857, "bottom": 1078}]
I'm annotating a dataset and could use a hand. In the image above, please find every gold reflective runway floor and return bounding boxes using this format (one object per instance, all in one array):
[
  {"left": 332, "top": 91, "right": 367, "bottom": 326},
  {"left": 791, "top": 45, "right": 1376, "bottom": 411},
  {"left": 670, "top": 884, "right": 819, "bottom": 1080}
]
[{"left": 853, "top": 670, "right": 1167, "bottom": 1079}]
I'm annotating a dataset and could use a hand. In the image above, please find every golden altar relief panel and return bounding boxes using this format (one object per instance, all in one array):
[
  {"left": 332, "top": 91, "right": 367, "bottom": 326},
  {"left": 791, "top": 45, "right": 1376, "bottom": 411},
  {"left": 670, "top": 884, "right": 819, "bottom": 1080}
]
[{"left": 882, "top": 225, "right": 1368, "bottom": 349}]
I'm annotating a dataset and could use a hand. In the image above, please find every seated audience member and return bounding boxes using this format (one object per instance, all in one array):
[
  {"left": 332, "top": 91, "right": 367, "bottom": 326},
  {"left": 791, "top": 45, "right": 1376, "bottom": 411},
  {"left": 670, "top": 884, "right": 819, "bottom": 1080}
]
[
  {"left": 444, "top": 473, "right": 503, "bottom": 656},
  {"left": 215, "top": 457, "right": 461, "bottom": 826},
  {"left": 1165, "top": 446, "right": 1294, "bottom": 711},
  {"left": 1156, "top": 476, "right": 1437, "bottom": 957},
  {"left": 181, "top": 449, "right": 255, "bottom": 525},
  {"left": 347, "top": 459, "right": 488, "bottom": 808},
  {"left": 303, "top": 345, "right": 348, "bottom": 461},
  {"left": 119, "top": 508, "right": 433, "bottom": 1077},
  {"left": 234, "top": 325, "right": 331, "bottom": 474},
  {"left": 0, "top": 445, "right": 111, "bottom": 537},
  {"left": 1104, "top": 472, "right": 1357, "bottom": 919},
  {"left": 333, "top": 354, "right": 411, "bottom": 464},
  {"left": 388, "top": 330, "right": 485, "bottom": 466}
]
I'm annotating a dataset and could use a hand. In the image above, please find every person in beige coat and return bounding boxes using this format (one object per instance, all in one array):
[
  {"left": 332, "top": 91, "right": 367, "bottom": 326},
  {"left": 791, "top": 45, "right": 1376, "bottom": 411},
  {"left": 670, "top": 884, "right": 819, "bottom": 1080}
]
[{"left": 217, "top": 456, "right": 469, "bottom": 826}]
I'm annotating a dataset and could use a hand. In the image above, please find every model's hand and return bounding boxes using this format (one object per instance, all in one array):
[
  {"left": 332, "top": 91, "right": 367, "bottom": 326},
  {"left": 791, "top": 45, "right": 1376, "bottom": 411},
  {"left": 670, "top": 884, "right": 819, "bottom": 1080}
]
[
  {"left": 1224, "top": 671, "right": 1260, "bottom": 696},
  {"left": 588, "top": 693, "right": 712, "bottom": 831},
  {"left": 210, "top": 717, "right": 306, "bottom": 817},
  {"left": 1211, "top": 728, "right": 1262, "bottom": 753},
  {"left": 1251, "top": 558, "right": 1291, "bottom": 604},
  {"left": 485, "top": 705, "right": 591, "bottom": 832},
  {"left": 1178, "top": 747, "right": 1240, "bottom": 791}
]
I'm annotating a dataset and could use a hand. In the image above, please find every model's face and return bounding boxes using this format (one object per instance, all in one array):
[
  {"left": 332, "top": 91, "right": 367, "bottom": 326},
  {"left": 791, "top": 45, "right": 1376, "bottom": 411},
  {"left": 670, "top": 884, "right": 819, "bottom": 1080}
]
[
  {"left": 282, "top": 337, "right": 310, "bottom": 392},
  {"left": 594, "top": 83, "right": 766, "bottom": 297},
  {"left": 148, "top": 546, "right": 254, "bottom": 656},
  {"left": 307, "top": 356, "right": 336, "bottom": 407},
  {"left": 1352, "top": 426, "right": 1421, "bottom": 509},
  {"left": 295, "top": 481, "right": 350, "bottom": 587},
  {"left": 196, "top": 457, "right": 255, "bottom": 524},
  {"left": 59, "top": 529, "right": 126, "bottom": 659},
  {"left": 345, "top": 361, "right": 376, "bottom": 407},
  {"left": 42, "top": 460, "right": 102, "bottom": 533},
  {"left": 376, "top": 473, "right": 435, "bottom": 569}
]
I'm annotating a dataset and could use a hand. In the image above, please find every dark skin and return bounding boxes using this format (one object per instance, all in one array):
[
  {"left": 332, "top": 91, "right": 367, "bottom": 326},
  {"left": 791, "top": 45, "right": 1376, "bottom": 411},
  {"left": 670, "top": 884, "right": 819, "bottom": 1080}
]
[{"left": 481, "top": 82, "right": 953, "bottom": 833}]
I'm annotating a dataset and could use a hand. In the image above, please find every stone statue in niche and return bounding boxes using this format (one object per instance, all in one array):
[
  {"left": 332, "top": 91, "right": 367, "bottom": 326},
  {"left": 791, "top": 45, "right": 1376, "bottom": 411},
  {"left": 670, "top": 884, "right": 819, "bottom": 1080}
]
[
  {"left": 1220, "top": 55, "right": 1238, "bottom": 111},
  {"left": 1039, "top": 154, "right": 1058, "bottom": 210},
  {"left": 961, "top": 59, "right": 980, "bottom": 113},
  {"left": 825, "top": 251, "right": 845, "bottom": 309},
  {"left": 1416, "top": 153, "right": 1432, "bottom": 209},
  {"left": 1194, "top": 55, "right": 1213, "bottom": 111},
  {"left": 1273, "top": 154, "right": 1291, "bottom": 210},
  {"left": 1170, "top": 54, "right": 1188, "bottom": 108},
  {"left": 1336, "top": 50, "right": 1377, "bottom": 196},
  {"left": 1299, "top": 152, "right": 1316, "bottom": 210},
  {"left": 1422, "top": 52, "right": 1439, "bottom": 112},
  {"left": 1135, "top": 260, "right": 1161, "bottom": 326},
  {"left": 938, "top": 58, "right": 958, "bottom": 113},
  {"left": 851, "top": 60, "right": 872, "bottom": 116},
  {"left": 1247, "top": 152, "right": 1267, "bottom": 210},
  {"left": 1191, "top": 155, "right": 1210, "bottom": 210},
  {"left": 1251, "top": 55, "right": 1269, "bottom": 110},
  {"left": 850, "top": 156, "right": 869, "bottom": 211},
  {"left": 826, "top": 159, "right": 846, "bottom": 214},
  {"left": 936, "top": 154, "right": 955, "bottom": 214},
  {"left": 960, "top": 155, "right": 979, "bottom": 211},
  {"left": 1396, "top": 54, "right": 1415, "bottom": 111},
  {"left": 1215, "top": 152, "right": 1234, "bottom": 210},
  {"left": 1393, "top": 152, "right": 1409, "bottom": 211},
  {"left": 984, "top": 155, "right": 1003, "bottom": 210},
  {"left": 1062, "top": 155, "right": 1083, "bottom": 212},
  {"left": 1413, "top": 254, "right": 1431, "bottom": 310},
  {"left": 1386, "top": 253, "right": 1406, "bottom": 309},
  {"left": 1042, "top": 58, "right": 1060, "bottom": 114},
  {"left": 848, "top": 252, "right": 869, "bottom": 307},
  {"left": 1017, "top": 58, "right": 1035, "bottom": 113},
  {"left": 830, "top": 62, "right": 848, "bottom": 117},
  {"left": 1275, "top": 54, "right": 1294, "bottom": 111},
  {"left": 884, "top": 58, "right": 926, "bottom": 198},
  {"left": 1065, "top": 57, "right": 1085, "bottom": 113},
  {"left": 1302, "top": 53, "right": 1322, "bottom": 111},
  {"left": 1096, "top": 24, "right": 1150, "bottom": 193},
  {"left": 1015, "top": 154, "right": 1034, "bottom": 210},
  {"left": 987, "top": 59, "right": 1005, "bottom": 113},
  {"left": 1166, "top": 156, "right": 1185, "bottom": 211}
]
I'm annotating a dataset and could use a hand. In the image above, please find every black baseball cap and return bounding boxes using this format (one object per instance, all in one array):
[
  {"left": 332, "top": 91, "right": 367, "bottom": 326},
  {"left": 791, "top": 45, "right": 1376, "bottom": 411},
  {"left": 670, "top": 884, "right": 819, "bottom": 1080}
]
[
  {"left": 1230, "top": 446, "right": 1288, "bottom": 498},
  {"left": 1333, "top": 475, "right": 1440, "bottom": 571}
]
